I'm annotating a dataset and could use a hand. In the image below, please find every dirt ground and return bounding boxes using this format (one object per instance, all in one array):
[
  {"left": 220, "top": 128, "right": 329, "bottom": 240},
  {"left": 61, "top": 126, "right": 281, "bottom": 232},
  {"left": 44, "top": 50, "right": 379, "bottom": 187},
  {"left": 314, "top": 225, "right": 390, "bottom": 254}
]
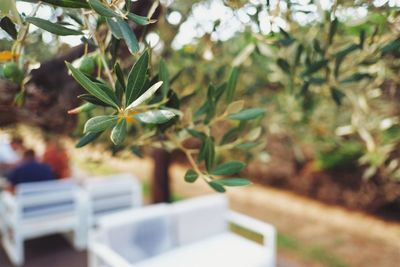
[{"left": 72, "top": 149, "right": 400, "bottom": 267}]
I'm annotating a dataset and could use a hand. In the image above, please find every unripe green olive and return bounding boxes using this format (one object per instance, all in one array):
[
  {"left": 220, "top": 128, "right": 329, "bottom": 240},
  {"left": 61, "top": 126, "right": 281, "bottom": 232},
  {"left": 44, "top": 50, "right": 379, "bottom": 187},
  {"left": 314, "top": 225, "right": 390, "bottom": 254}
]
[
  {"left": 2, "top": 62, "right": 19, "bottom": 79},
  {"left": 79, "top": 56, "right": 96, "bottom": 74}
]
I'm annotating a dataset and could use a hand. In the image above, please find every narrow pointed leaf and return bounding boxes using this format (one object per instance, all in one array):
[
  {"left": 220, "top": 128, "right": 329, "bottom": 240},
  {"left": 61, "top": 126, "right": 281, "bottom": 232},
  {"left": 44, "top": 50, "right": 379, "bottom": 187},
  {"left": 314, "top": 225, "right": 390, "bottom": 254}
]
[
  {"left": 41, "top": 0, "right": 89, "bottom": 8},
  {"left": 203, "top": 137, "right": 215, "bottom": 171},
  {"left": 187, "top": 129, "right": 206, "bottom": 140},
  {"left": 235, "top": 143, "right": 258, "bottom": 149},
  {"left": 226, "top": 67, "right": 239, "bottom": 103},
  {"left": 301, "top": 59, "right": 328, "bottom": 77},
  {"left": 114, "top": 62, "right": 126, "bottom": 91},
  {"left": 88, "top": 0, "right": 118, "bottom": 17},
  {"left": 330, "top": 87, "right": 345, "bottom": 106},
  {"left": 211, "top": 161, "right": 245, "bottom": 176},
  {"left": 66, "top": 63, "right": 119, "bottom": 109},
  {"left": 111, "top": 119, "right": 127, "bottom": 145},
  {"left": 116, "top": 18, "right": 139, "bottom": 54},
  {"left": 159, "top": 60, "right": 169, "bottom": 97},
  {"left": 214, "top": 178, "right": 251, "bottom": 187},
  {"left": 134, "top": 110, "right": 176, "bottom": 124},
  {"left": 127, "top": 13, "right": 156, "bottom": 25},
  {"left": 78, "top": 94, "right": 112, "bottom": 107},
  {"left": 228, "top": 108, "right": 265, "bottom": 121},
  {"left": 208, "top": 181, "right": 226, "bottom": 193},
  {"left": 84, "top": 115, "right": 118, "bottom": 133},
  {"left": 0, "top": 17, "right": 17, "bottom": 39},
  {"left": 277, "top": 58, "right": 290, "bottom": 74},
  {"left": 75, "top": 132, "right": 103, "bottom": 148},
  {"left": 126, "top": 52, "right": 149, "bottom": 105},
  {"left": 106, "top": 18, "right": 123, "bottom": 39},
  {"left": 184, "top": 169, "right": 198, "bottom": 183},
  {"left": 26, "top": 17, "right": 82, "bottom": 36},
  {"left": 126, "top": 81, "right": 163, "bottom": 110}
]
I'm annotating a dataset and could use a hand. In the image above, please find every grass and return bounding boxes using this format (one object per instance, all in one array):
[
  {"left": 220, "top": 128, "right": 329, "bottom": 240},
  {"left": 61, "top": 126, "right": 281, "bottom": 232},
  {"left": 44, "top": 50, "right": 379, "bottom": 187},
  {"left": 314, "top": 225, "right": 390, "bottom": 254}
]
[
  {"left": 229, "top": 226, "right": 350, "bottom": 267},
  {"left": 277, "top": 233, "right": 351, "bottom": 267}
]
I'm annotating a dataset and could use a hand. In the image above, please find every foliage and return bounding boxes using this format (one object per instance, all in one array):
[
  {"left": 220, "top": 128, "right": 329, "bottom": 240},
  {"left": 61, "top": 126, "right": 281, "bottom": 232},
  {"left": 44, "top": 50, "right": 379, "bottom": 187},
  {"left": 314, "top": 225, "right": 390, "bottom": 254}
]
[{"left": 0, "top": 0, "right": 265, "bottom": 192}]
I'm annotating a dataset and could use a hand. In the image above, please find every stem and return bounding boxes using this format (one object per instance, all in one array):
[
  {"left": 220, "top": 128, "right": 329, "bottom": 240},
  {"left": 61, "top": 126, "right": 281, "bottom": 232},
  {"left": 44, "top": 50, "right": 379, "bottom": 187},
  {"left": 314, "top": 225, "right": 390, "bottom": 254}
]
[
  {"left": 167, "top": 133, "right": 211, "bottom": 182},
  {"left": 82, "top": 13, "right": 115, "bottom": 86}
]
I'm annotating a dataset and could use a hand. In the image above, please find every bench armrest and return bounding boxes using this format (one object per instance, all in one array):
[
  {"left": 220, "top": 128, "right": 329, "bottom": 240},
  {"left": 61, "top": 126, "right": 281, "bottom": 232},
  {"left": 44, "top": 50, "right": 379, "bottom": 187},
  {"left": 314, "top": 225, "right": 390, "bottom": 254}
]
[
  {"left": 1, "top": 191, "right": 18, "bottom": 218},
  {"left": 89, "top": 242, "right": 135, "bottom": 267},
  {"left": 226, "top": 211, "right": 276, "bottom": 265}
]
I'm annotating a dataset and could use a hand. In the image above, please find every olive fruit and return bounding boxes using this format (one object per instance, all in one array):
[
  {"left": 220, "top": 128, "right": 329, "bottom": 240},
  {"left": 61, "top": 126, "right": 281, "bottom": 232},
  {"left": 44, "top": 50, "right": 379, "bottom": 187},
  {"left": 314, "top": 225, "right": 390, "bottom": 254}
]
[
  {"left": 2, "top": 62, "right": 19, "bottom": 79},
  {"left": 79, "top": 56, "right": 96, "bottom": 74}
]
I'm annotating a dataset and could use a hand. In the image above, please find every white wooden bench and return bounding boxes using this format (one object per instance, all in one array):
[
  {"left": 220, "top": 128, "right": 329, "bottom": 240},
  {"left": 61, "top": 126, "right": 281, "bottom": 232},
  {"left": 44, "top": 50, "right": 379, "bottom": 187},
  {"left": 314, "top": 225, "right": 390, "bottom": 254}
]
[
  {"left": 81, "top": 173, "right": 142, "bottom": 227},
  {"left": 0, "top": 179, "right": 87, "bottom": 266},
  {"left": 89, "top": 194, "right": 276, "bottom": 267}
]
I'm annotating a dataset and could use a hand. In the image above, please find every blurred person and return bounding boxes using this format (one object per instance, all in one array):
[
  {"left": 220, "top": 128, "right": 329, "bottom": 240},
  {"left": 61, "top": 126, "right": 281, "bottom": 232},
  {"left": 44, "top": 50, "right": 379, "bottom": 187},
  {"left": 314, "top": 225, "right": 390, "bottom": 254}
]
[
  {"left": 0, "top": 136, "right": 25, "bottom": 175},
  {"left": 42, "top": 137, "right": 70, "bottom": 179},
  {"left": 6, "top": 149, "right": 56, "bottom": 188}
]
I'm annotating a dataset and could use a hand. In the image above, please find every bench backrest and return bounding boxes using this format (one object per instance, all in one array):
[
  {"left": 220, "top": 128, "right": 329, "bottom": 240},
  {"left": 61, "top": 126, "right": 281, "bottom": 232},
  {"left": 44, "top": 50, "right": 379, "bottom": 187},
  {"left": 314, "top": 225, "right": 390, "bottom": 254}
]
[
  {"left": 83, "top": 173, "right": 142, "bottom": 218},
  {"left": 93, "top": 195, "right": 229, "bottom": 263},
  {"left": 15, "top": 179, "right": 78, "bottom": 219},
  {"left": 172, "top": 194, "right": 228, "bottom": 246},
  {"left": 98, "top": 203, "right": 176, "bottom": 264}
]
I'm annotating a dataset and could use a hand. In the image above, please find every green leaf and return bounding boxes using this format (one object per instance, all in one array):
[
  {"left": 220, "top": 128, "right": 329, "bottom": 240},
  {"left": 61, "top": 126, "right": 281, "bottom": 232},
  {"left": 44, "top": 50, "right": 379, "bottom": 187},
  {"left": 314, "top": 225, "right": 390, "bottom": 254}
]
[
  {"left": 228, "top": 108, "right": 265, "bottom": 121},
  {"left": 340, "top": 73, "right": 373, "bottom": 84},
  {"left": 380, "top": 38, "right": 400, "bottom": 54},
  {"left": 0, "top": 16, "right": 17, "bottom": 39},
  {"left": 330, "top": 87, "right": 345, "bottom": 106},
  {"left": 235, "top": 142, "right": 258, "bottom": 149},
  {"left": 88, "top": 0, "right": 118, "bottom": 17},
  {"left": 66, "top": 63, "right": 119, "bottom": 109},
  {"left": 328, "top": 18, "right": 338, "bottom": 44},
  {"left": 220, "top": 127, "right": 239, "bottom": 145},
  {"left": 226, "top": 67, "right": 239, "bottom": 103},
  {"left": 184, "top": 169, "right": 198, "bottom": 183},
  {"left": 127, "top": 13, "right": 156, "bottom": 25},
  {"left": 134, "top": 110, "right": 176, "bottom": 124},
  {"left": 308, "top": 77, "right": 326, "bottom": 85},
  {"left": 126, "top": 51, "right": 149, "bottom": 105},
  {"left": 116, "top": 18, "right": 139, "bottom": 54},
  {"left": 204, "top": 137, "right": 215, "bottom": 171},
  {"left": 110, "top": 118, "right": 127, "bottom": 145},
  {"left": 41, "top": 0, "right": 89, "bottom": 8},
  {"left": 84, "top": 115, "right": 118, "bottom": 133},
  {"left": 187, "top": 129, "right": 206, "bottom": 140},
  {"left": 26, "top": 17, "right": 82, "bottom": 36},
  {"left": 114, "top": 62, "right": 126, "bottom": 91},
  {"left": 194, "top": 101, "right": 210, "bottom": 118},
  {"left": 75, "top": 132, "right": 103, "bottom": 148},
  {"left": 208, "top": 181, "right": 226, "bottom": 193},
  {"left": 359, "top": 29, "right": 365, "bottom": 49},
  {"left": 106, "top": 18, "right": 123, "bottom": 39},
  {"left": 78, "top": 94, "right": 112, "bottom": 107},
  {"left": 126, "top": 81, "right": 163, "bottom": 110},
  {"left": 277, "top": 58, "right": 290, "bottom": 74},
  {"left": 301, "top": 59, "right": 328, "bottom": 77},
  {"left": 295, "top": 44, "right": 304, "bottom": 66},
  {"left": 334, "top": 43, "right": 359, "bottom": 59},
  {"left": 211, "top": 161, "right": 245, "bottom": 176},
  {"left": 130, "top": 146, "right": 144, "bottom": 158},
  {"left": 159, "top": 60, "right": 169, "bottom": 97},
  {"left": 214, "top": 178, "right": 251, "bottom": 187}
]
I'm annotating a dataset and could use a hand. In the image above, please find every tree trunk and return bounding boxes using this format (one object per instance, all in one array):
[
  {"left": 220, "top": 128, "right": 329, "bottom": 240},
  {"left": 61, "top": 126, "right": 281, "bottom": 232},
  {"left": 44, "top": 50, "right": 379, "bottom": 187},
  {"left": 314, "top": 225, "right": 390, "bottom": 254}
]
[{"left": 152, "top": 148, "right": 171, "bottom": 203}]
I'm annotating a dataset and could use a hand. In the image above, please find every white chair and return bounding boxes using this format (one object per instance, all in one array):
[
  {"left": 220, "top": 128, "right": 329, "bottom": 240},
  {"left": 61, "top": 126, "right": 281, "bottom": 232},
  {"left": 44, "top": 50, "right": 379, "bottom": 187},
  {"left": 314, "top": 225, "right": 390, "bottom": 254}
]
[
  {"left": 0, "top": 179, "right": 87, "bottom": 266},
  {"left": 82, "top": 173, "right": 142, "bottom": 227},
  {"left": 89, "top": 194, "right": 276, "bottom": 267}
]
